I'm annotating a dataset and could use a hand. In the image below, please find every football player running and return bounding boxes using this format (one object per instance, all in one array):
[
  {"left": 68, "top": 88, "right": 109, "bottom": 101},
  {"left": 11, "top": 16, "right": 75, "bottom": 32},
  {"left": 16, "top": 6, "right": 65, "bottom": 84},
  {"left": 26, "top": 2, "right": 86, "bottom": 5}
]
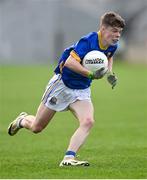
[{"left": 8, "top": 11, "right": 125, "bottom": 167}]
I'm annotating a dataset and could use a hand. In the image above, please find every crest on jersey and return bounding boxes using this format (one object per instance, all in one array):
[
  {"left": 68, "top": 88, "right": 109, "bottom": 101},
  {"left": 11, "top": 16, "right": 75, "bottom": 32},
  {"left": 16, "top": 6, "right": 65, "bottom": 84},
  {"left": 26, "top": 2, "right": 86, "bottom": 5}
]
[{"left": 107, "top": 52, "right": 112, "bottom": 58}]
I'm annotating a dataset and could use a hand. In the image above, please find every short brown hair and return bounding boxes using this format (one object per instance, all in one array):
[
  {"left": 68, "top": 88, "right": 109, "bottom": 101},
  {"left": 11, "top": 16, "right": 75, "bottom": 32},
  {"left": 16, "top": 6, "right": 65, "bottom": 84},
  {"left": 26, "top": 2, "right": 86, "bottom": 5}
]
[{"left": 100, "top": 11, "right": 125, "bottom": 28}]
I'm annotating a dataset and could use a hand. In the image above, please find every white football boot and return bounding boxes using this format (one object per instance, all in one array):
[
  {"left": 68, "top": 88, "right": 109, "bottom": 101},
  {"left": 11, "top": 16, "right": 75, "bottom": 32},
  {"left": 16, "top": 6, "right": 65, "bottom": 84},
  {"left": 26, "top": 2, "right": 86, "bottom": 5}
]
[
  {"left": 59, "top": 158, "right": 90, "bottom": 167},
  {"left": 8, "top": 112, "right": 28, "bottom": 136}
]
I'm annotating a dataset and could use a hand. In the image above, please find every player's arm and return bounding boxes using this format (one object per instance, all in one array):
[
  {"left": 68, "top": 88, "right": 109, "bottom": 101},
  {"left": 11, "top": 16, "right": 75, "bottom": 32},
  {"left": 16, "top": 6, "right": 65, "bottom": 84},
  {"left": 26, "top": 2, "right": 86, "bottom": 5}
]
[
  {"left": 108, "top": 57, "right": 113, "bottom": 73},
  {"left": 64, "top": 55, "right": 104, "bottom": 79},
  {"left": 64, "top": 55, "right": 90, "bottom": 77},
  {"left": 107, "top": 57, "right": 118, "bottom": 89}
]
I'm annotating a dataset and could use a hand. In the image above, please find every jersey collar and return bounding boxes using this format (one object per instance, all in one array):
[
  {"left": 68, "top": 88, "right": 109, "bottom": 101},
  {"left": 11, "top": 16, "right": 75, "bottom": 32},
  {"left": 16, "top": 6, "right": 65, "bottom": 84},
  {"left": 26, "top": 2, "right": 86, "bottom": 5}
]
[{"left": 98, "top": 31, "right": 108, "bottom": 50}]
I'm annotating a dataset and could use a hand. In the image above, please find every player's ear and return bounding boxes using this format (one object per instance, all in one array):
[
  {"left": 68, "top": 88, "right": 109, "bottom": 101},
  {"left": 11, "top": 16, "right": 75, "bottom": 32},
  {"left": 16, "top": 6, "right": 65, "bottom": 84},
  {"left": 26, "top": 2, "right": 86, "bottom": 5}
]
[{"left": 99, "top": 25, "right": 106, "bottom": 32}]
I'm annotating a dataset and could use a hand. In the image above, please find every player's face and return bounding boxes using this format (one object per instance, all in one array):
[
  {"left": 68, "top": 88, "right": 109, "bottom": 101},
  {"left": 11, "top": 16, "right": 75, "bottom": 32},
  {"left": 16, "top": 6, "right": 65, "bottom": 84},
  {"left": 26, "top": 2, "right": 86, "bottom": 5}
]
[{"left": 102, "top": 26, "right": 123, "bottom": 45}]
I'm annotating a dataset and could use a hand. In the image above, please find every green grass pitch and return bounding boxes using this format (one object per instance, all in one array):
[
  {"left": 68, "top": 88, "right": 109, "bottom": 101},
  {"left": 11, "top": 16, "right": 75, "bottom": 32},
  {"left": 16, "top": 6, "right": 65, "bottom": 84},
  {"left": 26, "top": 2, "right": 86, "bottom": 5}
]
[{"left": 0, "top": 62, "right": 147, "bottom": 178}]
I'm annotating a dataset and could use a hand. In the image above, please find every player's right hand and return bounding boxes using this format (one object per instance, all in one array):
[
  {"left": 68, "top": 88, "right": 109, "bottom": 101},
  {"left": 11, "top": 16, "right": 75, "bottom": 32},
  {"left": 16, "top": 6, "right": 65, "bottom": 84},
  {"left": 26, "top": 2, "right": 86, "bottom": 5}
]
[{"left": 88, "top": 67, "right": 105, "bottom": 80}]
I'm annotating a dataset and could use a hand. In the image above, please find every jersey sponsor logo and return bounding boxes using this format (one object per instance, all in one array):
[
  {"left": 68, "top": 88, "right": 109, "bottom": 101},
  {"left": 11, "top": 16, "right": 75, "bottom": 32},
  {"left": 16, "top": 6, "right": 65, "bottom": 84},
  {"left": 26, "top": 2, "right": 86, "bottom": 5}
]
[{"left": 85, "top": 58, "right": 104, "bottom": 64}]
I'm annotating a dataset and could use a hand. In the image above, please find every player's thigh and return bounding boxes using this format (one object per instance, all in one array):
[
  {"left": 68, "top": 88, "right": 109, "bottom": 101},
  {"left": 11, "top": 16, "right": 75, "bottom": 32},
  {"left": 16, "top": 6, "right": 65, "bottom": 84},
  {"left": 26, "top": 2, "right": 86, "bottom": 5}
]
[
  {"left": 33, "top": 102, "right": 56, "bottom": 129},
  {"left": 69, "top": 100, "right": 94, "bottom": 123}
]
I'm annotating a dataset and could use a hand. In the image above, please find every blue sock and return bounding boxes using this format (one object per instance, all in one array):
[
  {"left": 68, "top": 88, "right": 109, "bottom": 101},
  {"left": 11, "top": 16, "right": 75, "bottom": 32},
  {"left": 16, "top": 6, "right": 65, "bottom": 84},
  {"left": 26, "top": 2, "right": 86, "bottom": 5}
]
[{"left": 65, "top": 151, "right": 76, "bottom": 158}]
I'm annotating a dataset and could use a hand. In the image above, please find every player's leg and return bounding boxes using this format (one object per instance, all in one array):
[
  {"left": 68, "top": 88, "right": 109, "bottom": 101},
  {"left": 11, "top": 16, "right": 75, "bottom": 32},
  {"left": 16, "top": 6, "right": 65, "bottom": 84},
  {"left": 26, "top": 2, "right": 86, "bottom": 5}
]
[
  {"left": 8, "top": 102, "right": 56, "bottom": 135},
  {"left": 68, "top": 100, "right": 94, "bottom": 152},
  {"left": 8, "top": 74, "right": 62, "bottom": 136},
  {"left": 22, "top": 102, "right": 56, "bottom": 133},
  {"left": 60, "top": 100, "right": 94, "bottom": 166}
]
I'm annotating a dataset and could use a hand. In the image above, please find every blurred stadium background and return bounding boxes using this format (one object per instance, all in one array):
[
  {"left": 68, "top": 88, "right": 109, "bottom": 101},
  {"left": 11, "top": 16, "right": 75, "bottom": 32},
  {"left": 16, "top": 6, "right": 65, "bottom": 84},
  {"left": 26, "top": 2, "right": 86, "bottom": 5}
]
[
  {"left": 0, "top": 0, "right": 147, "bottom": 64},
  {"left": 0, "top": 0, "right": 147, "bottom": 178}
]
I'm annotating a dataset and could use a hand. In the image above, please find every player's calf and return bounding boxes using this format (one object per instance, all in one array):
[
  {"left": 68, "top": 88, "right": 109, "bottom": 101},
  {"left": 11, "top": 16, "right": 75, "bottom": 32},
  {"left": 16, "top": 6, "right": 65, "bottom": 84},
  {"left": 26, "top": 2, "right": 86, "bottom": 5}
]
[{"left": 31, "top": 125, "right": 43, "bottom": 134}]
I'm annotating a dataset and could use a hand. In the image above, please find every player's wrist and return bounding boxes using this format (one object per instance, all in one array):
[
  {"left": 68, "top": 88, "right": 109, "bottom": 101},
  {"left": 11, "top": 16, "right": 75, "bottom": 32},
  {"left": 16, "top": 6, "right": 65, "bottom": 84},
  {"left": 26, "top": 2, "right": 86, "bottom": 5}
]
[
  {"left": 107, "top": 69, "right": 113, "bottom": 75},
  {"left": 87, "top": 71, "right": 94, "bottom": 79},
  {"left": 107, "top": 70, "right": 113, "bottom": 76}
]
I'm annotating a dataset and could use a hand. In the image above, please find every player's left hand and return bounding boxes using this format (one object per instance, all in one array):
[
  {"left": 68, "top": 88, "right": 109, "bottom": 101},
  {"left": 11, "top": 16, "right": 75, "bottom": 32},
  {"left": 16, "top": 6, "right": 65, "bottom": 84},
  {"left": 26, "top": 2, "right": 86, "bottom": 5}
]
[{"left": 107, "top": 72, "right": 118, "bottom": 89}]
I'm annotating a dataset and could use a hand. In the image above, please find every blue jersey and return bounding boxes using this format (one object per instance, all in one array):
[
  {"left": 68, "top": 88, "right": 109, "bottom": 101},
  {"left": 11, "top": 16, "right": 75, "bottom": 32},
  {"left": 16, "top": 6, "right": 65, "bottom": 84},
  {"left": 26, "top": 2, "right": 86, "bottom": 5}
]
[{"left": 54, "top": 31, "right": 118, "bottom": 89}]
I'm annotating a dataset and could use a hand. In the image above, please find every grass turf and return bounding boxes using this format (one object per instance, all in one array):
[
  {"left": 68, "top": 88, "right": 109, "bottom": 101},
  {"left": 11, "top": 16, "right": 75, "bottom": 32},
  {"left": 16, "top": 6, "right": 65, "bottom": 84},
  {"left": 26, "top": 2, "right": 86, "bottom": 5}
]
[{"left": 0, "top": 62, "right": 147, "bottom": 178}]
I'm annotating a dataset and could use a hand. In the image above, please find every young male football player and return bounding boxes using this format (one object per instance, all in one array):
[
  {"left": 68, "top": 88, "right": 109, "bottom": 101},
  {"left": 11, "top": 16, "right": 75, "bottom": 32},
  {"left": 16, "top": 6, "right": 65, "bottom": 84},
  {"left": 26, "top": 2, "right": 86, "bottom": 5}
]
[{"left": 8, "top": 11, "right": 125, "bottom": 166}]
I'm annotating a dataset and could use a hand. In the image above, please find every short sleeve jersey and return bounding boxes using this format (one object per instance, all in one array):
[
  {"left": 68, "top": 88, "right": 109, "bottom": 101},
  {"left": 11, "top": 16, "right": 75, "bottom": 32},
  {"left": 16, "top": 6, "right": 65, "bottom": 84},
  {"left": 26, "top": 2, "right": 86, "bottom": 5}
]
[{"left": 54, "top": 32, "right": 118, "bottom": 89}]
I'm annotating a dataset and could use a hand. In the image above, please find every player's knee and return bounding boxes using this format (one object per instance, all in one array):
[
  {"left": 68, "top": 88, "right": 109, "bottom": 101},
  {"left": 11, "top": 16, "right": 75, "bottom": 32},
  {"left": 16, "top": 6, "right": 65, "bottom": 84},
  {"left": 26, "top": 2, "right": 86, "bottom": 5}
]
[
  {"left": 31, "top": 125, "right": 43, "bottom": 134},
  {"left": 81, "top": 117, "right": 94, "bottom": 129}
]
